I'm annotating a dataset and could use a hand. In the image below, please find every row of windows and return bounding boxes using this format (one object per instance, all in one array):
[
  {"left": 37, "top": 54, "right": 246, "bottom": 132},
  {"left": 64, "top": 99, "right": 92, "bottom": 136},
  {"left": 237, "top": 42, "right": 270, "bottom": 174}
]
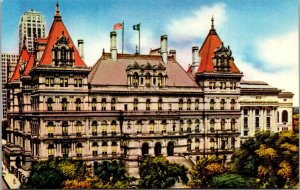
[
  {"left": 132, "top": 72, "right": 164, "bottom": 88},
  {"left": 243, "top": 116, "right": 271, "bottom": 129},
  {"left": 243, "top": 109, "right": 272, "bottom": 116},
  {"left": 209, "top": 82, "right": 236, "bottom": 89},
  {"left": 209, "top": 99, "right": 236, "bottom": 110},
  {"left": 45, "top": 78, "right": 82, "bottom": 87}
]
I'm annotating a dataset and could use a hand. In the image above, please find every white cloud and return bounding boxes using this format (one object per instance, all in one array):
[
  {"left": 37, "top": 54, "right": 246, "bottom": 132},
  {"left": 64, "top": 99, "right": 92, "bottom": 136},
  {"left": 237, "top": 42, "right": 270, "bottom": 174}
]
[
  {"left": 167, "top": 3, "right": 227, "bottom": 40},
  {"left": 129, "top": 30, "right": 158, "bottom": 54},
  {"left": 236, "top": 56, "right": 299, "bottom": 106},
  {"left": 256, "top": 30, "right": 298, "bottom": 69}
]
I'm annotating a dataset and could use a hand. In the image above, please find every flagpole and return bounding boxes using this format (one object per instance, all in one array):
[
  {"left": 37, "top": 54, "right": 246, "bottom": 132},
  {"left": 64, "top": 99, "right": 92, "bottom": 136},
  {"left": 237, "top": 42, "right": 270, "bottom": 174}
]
[
  {"left": 122, "top": 21, "right": 124, "bottom": 54},
  {"left": 138, "top": 23, "right": 140, "bottom": 54}
]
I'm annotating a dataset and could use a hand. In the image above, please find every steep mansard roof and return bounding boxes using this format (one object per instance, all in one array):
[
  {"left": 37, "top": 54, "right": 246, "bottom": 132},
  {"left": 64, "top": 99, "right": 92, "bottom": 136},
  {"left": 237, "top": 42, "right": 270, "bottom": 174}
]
[
  {"left": 38, "top": 4, "right": 86, "bottom": 67},
  {"left": 89, "top": 53, "right": 199, "bottom": 87},
  {"left": 196, "top": 20, "right": 240, "bottom": 74},
  {"left": 10, "top": 47, "right": 31, "bottom": 82}
]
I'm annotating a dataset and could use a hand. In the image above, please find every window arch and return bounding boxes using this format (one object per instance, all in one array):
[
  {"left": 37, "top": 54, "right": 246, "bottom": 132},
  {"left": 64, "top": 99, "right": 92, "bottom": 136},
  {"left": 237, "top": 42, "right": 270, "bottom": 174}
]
[
  {"left": 101, "top": 98, "right": 106, "bottom": 111},
  {"left": 180, "top": 119, "right": 184, "bottom": 132},
  {"left": 221, "top": 119, "right": 226, "bottom": 130},
  {"left": 92, "top": 98, "right": 97, "bottom": 111},
  {"left": 142, "top": 143, "right": 149, "bottom": 156},
  {"left": 179, "top": 99, "right": 183, "bottom": 110},
  {"left": 145, "top": 73, "right": 151, "bottom": 87},
  {"left": 187, "top": 99, "right": 191, "bottom": 110},
  {"left": 231, "top": 137, "right": 235, "bottom": 149},
  {"left": 62, "top": 143, "right": 70, "bottom": 157},
  {"left": 76, "top": 143, "right": 83, "bottom": 157},
  {"left": 155, "top": 142, "right": 162, "bottom": 156},
  {"left": 102, "top": 141, "right": 108, "bottom": 155},
  {"left": 47, "top": 121, "right": 55, "bottom": 137},
  {"left": 134, "top": 99, "right": 138, "bottom": 111},
  {"left": 231, "top": 119, "right": 236, "bottom": 131},
  {"left": 62, "top": 121, "right": 68, "bottom": 135},
  {"left": 48, "top": 144, "right": 55, "bottom": 158},
  {"left": 195, "top": 138, "right": 200, "bottom": 151},
  {"left": 195, "top": 119, "right": 200, "bottom": 132},
  {"left": 161, "top": 120, "right": 167, "bottom": 133},
  {"left": 112, "top": 141, "right": 117, "bottom": 154},
  {"left": 61, "top": 98, "right": 68, "bottom": 111},
  {"left": 167, "top": 141, "right": 174, "bottom": 156},
  {"left": 187, "top": 119, "right": 192, "bottom": 132},
  {"left": 101, "top": 121, "right": 107, "bottom": 136},
  {"left": 133, "top": 72, "right": 139, "bottom": 87},
  {"left": 158, "top": 73, "right": 163, "bottom": 87},
  {"left": 149, "top": 120, "right": 155, "bottom": 134},
  {"left": 75, "top": 98, "right": 81, "bottom": 111},
  {"left": 47, "top": 98, "right": 54, "bottom": 111},
  {"left": 210, "top": 119, "right": 215, "bottom": 132},
  {"left": 210, "top": 138, "right": 215, "bottom": 150},
  {"left": 220, "top": 99, "right": 225, "bottom": 110},
  {"left": 195, "top": 99, "right": 199, "bottom": 110},
  {"left": 111, "top": 120, "right": 117, "bottom": 135},
  {"left": 146, "top": 99, "right": 151, "bottom": 111},
  {"left": 92, "top": 142, "right": 98, "bottom": 156},
  {"left": 61, "top": 47, "right": 67, "bottom": 61},
  {"left": 187, "top": 139, "right": 192, "bottom": 151},
  {"left": 158, "top": 98, "right": 163, "bottom": 110},
  {"left": 111, "top": 98, "right": 116, "bottom": 111},
  {"left": 282, "top": 110, "right": 288, "bottom": 123},
  {"left": 210, "top": 99, "right": 215, "bottom": 110},
  {"left": 92, "top": 121, "right": 98, "bottom": 136},
  {"left": 230, "top": 99, "right": 236, "bottom": 110},
  {"left": 75, "top": 121, "right": 82, "bottom": 136},
  {"left": 137, "top": 120, "right": 143, "bottom": 134}
]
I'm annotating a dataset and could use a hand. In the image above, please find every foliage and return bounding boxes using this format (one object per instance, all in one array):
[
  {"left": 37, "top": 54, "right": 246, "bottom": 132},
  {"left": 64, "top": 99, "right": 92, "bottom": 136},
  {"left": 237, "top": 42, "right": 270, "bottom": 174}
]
[
  {"left": 293, "top": 113, "right": 299, "bottom": 132},
  {"left": 139, "top": 156, "right": 188, "bottom": 188},
  {"left": 189, "top": 155, "right": 226, "bottom": 188},
  {"left": 63, "top": 178, "right": 96, "bottom": 189},
  {"left": 229, "top": 130, "right": 299, "bottom": 188},
  {"left": 210, "top": 173, "right": 258, "bottom": 189}
]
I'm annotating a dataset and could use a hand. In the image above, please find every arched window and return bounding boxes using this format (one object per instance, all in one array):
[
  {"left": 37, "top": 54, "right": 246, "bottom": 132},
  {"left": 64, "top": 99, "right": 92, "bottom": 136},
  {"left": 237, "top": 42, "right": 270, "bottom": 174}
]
[
  {"left": 161, "top": 120, "right": 167, "bottom": 133},
  {"left": 195, "top": 119, "right": 200, "bottom": 132},
  {"left": 187, "top": 99, "right": 191, "bottom": 110},
  {"left": 75, "top": 121, "right": 82, "bottom": 136},
  {"left": 195, "top": 138, "right": 200, "bottom": 151},
  {"left": 111, "top": 98, "right": 116, "bottom": 111},
  {"left": 180, "top": 119, "right": 184, "bottom": 132},
  {"left": 210, "top": 99, "right": 215, "bottom": 110},
  {"left": 92, "top": 142, "right": 98, "bottom": 156},
  {"left": 75, "top": 98, "right": 81, "bottom": 111},
  {"left": 47, "top": 121, "right": 54, "bottom": 137},
  {"left": 133, "top": 72, "right": 139, "bottom": 87},
  {"left": 92, "top": 98, "right": 97, "bottom": 111},
  {"left": 102, "top": 141, "right": 108, "bottom": 155},
  {"left": 149, "top": 120, "right": 155, "bottom": 134},
  {"left": 155, "top": 142, "right": 162, "bottom": 156},
  {"left": 142, "top": 143, "right": 149, "bottom": 156},
  {"left": 210, "top": 138, "right": 215, "bottom": 150},
  {"left": 221, "top": 119, "right": 226, "bottom": 130},
  {"left": 146, "top": 99, "right": 151, "bottom": 111},
  {"left": 101, "top": 121, "right": 107, "bottom": 136},
  {"left": 187, "top": 139, "right": 192, "bottom": 151},
  {"left": 179, "top": 99, "right": 183, "bottom": 110},
  {"left": 210, "top": 119, "right": 215, "bottom": 132},
  {"left": 76, "top": 143, "right": 83, "bottom": 157},
  {"left": 62, "top": 143, "right": 70, "bottom": 157},
  {"left": 221, "top": 138, "right": 226, "bottom": 149},
  {"left": 137, "top": 120, "right": 142, "bottom": 134},
  {"left": 48, "top": 144, "right": 55, "bottom": 158},
  {"left": 158, "top": 73, "right": 163, "bottom": 87},
  {"left": 220, "top": 99, "right": 225, "bottom": 110},
  {"left": 101, "top": 98, "right": 106, "bottom": 111},
  {"left": 231, "top": 137, "right": 235, "bottom": 149},
  {"left": 112, "top": 141, "right": 117, "bottom": 155},
  {"left": 231, "top": 119, "right": 236, "bottom": 131},
  {"left": 282, "top": 110, "right": 288, "bottom": 123},
  {"left": 134, "top": 99, "right": 138, "bottom": 111},
  {"left": 145, "top": 73, "right": 151, "bottom": 87},
  {"left": 158, "top": 98, "right": 163, "bottom": 110},
  {"left": 92, "top": 121, "right": 98, "bottom": 136},
  {"left": 230, "top": 99, "right": 236, "bottom": 110},
  {"left": 61, "top": 98, "right": 68, "bottom": 111},
  {"left": 111, "top": 120, "right": 117, "bottom": 135},
  {"left": 167, "top": 141, "right": 174, "bottom": 156},
  {"left": 62, "top": 121, "right": 68, "bottom": 136},
  {"left": 187, "top": 119, "right": 192, "bottom": 132},
  {"left": 195, "top": 99, "right": 199, "bottom": 110},
  {"left": 47, "top": 98, "right": 54, "bottom": 111},
  {"left": 61, "top": 47, "right": 67, "bottom": 62}
]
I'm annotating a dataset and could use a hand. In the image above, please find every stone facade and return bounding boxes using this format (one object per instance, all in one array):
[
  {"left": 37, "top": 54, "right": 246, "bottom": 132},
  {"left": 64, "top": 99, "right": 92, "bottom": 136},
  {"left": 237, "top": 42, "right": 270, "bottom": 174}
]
[{"left": 3, "top": 5, "right": 293, "bottom": 182}]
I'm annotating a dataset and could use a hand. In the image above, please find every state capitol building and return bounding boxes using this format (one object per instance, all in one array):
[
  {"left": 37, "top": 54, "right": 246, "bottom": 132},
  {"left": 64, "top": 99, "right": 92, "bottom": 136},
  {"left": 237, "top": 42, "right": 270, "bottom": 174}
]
[{"left": 3, "top": 3, "right": 293, "bottom": 182}]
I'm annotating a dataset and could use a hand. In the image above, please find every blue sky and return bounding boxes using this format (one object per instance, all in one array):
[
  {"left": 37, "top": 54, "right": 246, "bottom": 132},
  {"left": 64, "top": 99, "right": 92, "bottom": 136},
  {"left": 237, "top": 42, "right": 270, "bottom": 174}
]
[{"left": 2, "top": 0, "right": 298, "bottom": 105}]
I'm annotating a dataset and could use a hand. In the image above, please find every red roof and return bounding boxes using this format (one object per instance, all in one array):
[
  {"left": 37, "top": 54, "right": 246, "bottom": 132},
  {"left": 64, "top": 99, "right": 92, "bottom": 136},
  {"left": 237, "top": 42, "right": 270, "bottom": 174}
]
[
  {"left": 23, "top": 54, "right": 34, "bottom": 76},
  {"left": 10, "top": 47, "right": 30, "bottom": 82},
  {"left": 39, "top": 7, "right": 86, "bottom": 67},
  {"left": 197, "top": 27, "right": 240, "bottom": 73}
]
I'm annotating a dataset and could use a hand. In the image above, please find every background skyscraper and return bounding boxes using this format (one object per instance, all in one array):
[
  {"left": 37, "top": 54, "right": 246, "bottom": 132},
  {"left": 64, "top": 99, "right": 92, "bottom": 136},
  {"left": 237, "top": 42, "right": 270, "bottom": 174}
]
[{"left": 19, "top": 9, "right": 46, "bottom": 52}]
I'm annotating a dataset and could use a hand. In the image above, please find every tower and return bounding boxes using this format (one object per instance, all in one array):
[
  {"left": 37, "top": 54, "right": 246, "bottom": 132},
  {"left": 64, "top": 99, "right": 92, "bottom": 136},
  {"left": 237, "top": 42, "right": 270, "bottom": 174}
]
[{"left": 19, "top": 9, "right": 46, "bottom": 53}]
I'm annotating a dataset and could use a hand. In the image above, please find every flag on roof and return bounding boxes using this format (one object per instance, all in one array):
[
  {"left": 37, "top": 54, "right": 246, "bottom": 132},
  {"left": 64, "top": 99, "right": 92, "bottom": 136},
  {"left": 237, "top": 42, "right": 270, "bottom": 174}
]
[
  {"left": 114, "top": 23, "right": 123, "bottom": 30},
  {"left": 133, "top": 23, "right": 140, "bottom": 31}
]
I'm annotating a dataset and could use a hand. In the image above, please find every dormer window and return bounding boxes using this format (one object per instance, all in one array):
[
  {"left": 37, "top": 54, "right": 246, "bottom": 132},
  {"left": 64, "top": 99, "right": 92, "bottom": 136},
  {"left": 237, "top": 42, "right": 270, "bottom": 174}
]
[
  {"left": 133, "top": 73, "right": 139, "bottom": 87},
  {"left": 145, "top": 73, "right": 151, "bottom": 87},
  {"left": 52, "top": 35, "right": 74, "bottom": 67},
  {"left": 61, "top": 47, "right": 67, "bottom": 61}
]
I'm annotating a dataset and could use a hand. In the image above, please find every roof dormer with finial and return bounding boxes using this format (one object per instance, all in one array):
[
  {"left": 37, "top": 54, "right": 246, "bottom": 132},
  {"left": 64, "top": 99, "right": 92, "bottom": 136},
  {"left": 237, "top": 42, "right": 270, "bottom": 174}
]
[
  {"left": 38, "top": 1, "right": 86, "bottom": 68},
  {"left": 196, "top": 16, "right": 241, "bottom": 74}
]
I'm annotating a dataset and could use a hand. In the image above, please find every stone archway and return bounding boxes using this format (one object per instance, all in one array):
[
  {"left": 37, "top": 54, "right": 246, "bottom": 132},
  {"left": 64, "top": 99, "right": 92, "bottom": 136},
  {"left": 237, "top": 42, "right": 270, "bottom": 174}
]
[
  {"left": 142, "top": 143, "right": 149, "bottom": 156},
  {"left": 15, "top": 156, "right": 21, "bottom": 168},
  {"left": 167, "top": 141, "right": 174, "bottom": 156},
  {"left": 154, "top": 142, "right": 162, "bottom": 156}
]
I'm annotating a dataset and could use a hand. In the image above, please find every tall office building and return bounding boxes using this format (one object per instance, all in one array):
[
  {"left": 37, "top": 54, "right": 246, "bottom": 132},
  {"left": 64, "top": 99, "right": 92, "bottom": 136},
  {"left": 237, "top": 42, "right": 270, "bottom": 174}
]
[
  {"left": 1, "top": 53, "right": 19, "bottom": 119},
  {"left": 19, "top": 9, "right": 46, "bottom": 53}
]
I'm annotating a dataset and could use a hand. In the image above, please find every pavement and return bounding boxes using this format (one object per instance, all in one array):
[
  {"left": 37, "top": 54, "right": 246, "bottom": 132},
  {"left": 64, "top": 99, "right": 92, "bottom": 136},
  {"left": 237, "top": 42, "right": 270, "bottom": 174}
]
[{"left": 2, "top": 162, "right": 21, "bottom": 189}]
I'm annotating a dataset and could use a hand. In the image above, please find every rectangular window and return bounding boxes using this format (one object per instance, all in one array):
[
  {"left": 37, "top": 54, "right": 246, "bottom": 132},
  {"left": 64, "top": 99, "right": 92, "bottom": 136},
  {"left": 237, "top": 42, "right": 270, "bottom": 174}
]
[
  {"left": 267, "top": 117, "right": 271, "bottom": 128},
  {"left": 244, "top": 117, "right": 248, "bottom": 128},
  {"left": 244, "top": 109, "right": 248, "bottom": 115},
  {"left": 255, "top": 109, "right": 260, "bottom": 115},
  {"left": 74, "top": 79, "right": 78, "bottom": 87},
  {"left": 255, "top": 117, "right": 260, "bottom": 128},
  {"left": 244, "top": 131, "right": 248, "bottom": 136},
  {"left": 79, "top": 79, "right": 82, "bottom": 87},
  {"left": 48, "top": 148, "right": 54, "bottom": 157},
  {"left": 112, "top": 125, "right": 117, "bottom": 135},
  {"left": 60, "top": 78, "right": 68, "bottom": 87},
  {"left": 124, "top": 104, "right": 128, "bottom": 111},
  {"left": 45, "top": 78, "right": 50, "bottom": 87},
  {"left": 50, "top": 78, "right": 54, "bottom": 87}
]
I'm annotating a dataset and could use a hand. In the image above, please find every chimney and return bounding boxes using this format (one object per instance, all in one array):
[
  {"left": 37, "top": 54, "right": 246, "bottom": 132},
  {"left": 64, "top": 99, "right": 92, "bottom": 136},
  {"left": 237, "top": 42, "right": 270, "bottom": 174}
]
[
  {"left": 192, "top": 46, "right": 199, "bottom": 73},
  {"left": 169, "top": 50, "right": 176, "bottom": 59},
  {"left": 110, "top": 31, "right": 117, "bottom": 61},
  {"left": 160, "top": 35, "right": 168, "bottom": 64},
  {"left": 77, "top": 39, "right": 84, "bottom": 60}
]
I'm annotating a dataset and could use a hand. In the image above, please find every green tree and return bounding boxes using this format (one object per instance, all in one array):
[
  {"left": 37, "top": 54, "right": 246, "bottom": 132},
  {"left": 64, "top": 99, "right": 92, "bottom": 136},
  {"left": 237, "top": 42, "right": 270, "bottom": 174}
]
[
  {"left": 139, "top": 156, "right": 188, "bottom": 188},
  {"left": 210, "top": 174, "right": 258, "bottom": 189},
  {"left": 189, "top": 155, "right": 226, "bottom": 188}
]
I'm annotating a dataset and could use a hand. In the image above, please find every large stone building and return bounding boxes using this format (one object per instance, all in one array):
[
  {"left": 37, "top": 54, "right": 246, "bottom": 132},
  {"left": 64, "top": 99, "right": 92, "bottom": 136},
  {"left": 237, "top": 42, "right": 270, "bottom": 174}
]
[
  {"left": 1, "top": 53, "right": 19, "bottom": 119},
  {"left": 19, "top": 9, "right": 46, "bottom": 53},
  {"left": 3, "top": 4, "right": 293, "bottom": 182}
]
